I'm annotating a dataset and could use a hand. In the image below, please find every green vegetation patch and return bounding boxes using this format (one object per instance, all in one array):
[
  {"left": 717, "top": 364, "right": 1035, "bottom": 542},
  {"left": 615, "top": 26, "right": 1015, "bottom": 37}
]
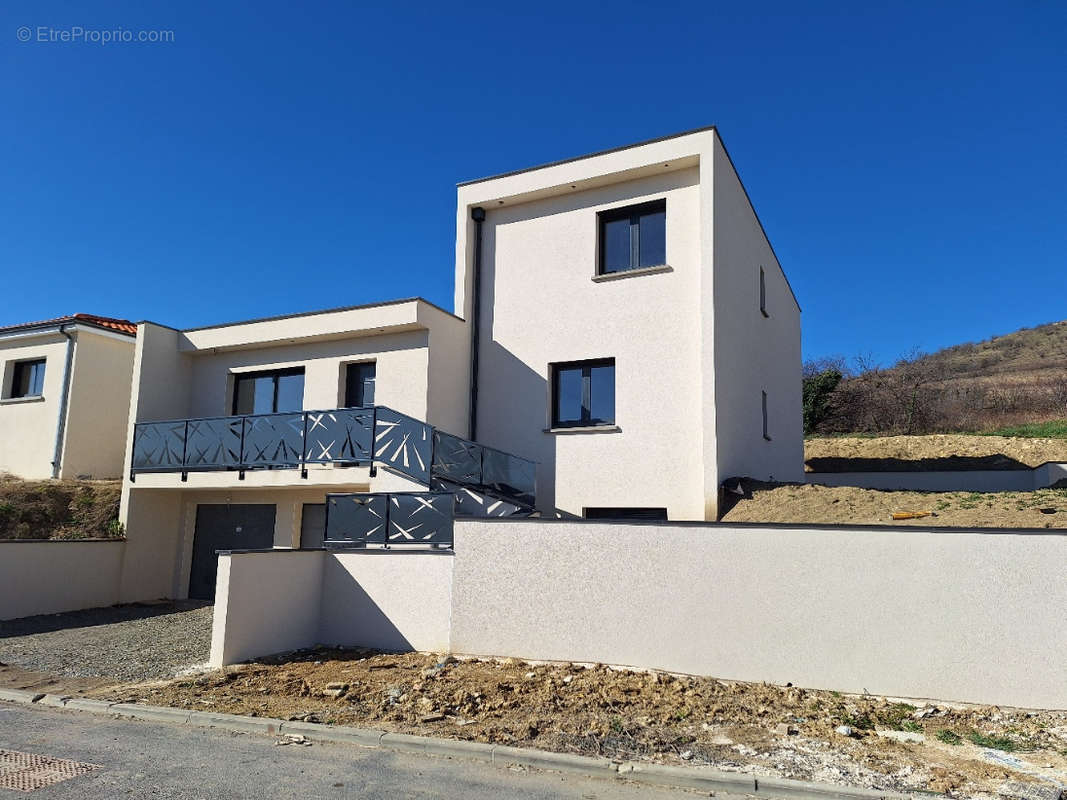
[{"left": 979, "top": 419, "right": 1067, "bottom": 439}]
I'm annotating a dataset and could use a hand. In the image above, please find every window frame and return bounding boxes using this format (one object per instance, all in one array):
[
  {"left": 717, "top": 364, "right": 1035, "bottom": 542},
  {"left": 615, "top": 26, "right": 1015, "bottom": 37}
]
[
  {"left": 550, "top": 357, "right": 616, "bottom": 429},
  {"left": 343, "top": 361, "right": 376, "bottom": 409},
  {"left": 9, "top": 358, "right": 46, "bottom": 399},
  {"left": 596, "top": 199, "right": 667, "bottom": 275},
  {"left": 584, "top": 507, "right": 668, "bottom": 521},
  {"left": 231, "top": 367, "right": 306, "bottom": 416}
]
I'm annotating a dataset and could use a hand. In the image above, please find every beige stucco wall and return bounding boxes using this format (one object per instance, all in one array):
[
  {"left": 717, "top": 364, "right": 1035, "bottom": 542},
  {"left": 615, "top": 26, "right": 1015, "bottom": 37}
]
[
  {"left": 185, "top": 330, "right": 431, "bottom": 421},
  {"left": 209, "top": 549, "right": 453, "bottom": 666},
  {"left": 59, "top": 329, "right": 136, "bottom": 479},
  {"left": 451, "top": 520, "right": 1067, "bottom": 709},
  {"left": 0, "top": 334, "right": 69, "bottom": 479},
  {"left": 0, "top": 540, "right": 125, "bottom": 620},
  {"left": 710, "top": 136, "right": 803, "bottom": 488},
  {"left": 466, "top": 169, "right": 706, "bottom": 519},
  {"left": 320, "top": 550, "right": 453, "bottom": 652},
  {"left": 210, "top": 550, "right": 325, "bottom": 666},
  {"left": 207, "top": 519, "right": 1066, "bottom": 708}
]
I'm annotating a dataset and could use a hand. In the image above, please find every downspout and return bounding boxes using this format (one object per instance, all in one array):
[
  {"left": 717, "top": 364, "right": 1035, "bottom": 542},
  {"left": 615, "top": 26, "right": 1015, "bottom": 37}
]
[
  {"left": 50, "top": 324, "right": 76, "bottom": 479},
  {"left": 468, "top": 206, "right": 486, "bottom": 441}
]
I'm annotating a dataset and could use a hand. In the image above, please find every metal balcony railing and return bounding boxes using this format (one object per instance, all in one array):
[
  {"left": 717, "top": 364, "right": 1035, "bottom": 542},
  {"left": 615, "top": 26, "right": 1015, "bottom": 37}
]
[
  {"left": 324, "top": 491, "right": 455, "bottom": 549},
  {"left": 130, "top": 405, "right": 537, "bottom": 509}
]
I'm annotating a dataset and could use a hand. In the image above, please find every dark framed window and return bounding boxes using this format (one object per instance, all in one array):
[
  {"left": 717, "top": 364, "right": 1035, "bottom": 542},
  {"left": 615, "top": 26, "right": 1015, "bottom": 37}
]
[
  {"left": 232, "top": 368, "right": 305, "bottom": 415},
  {"left": 10, "top": 359, "right": 46, "bottom": 398},
  {"left": 584, "top": 507, "right": 668, "bottom": 521},
  {"left": 551, "top": 358, "right": 615, "bottom": 428},
  {"left": 597, "top": 199, "right": 666, "bottom": 274},
  {"left": 762, "top": 390, "right": 771, "bottom": 441},
  {"left": 344, "top": 362, "right": 376, "bottom": 408},
  {"left": 759, "top": 267, "right": 768, "bottom": 317}
]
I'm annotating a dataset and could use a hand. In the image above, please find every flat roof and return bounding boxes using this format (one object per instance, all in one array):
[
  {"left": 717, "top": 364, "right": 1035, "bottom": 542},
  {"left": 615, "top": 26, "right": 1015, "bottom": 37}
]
[
  {"left": 159, "top": 296, "right": 463, "bottom": 333},
  {"left": 457, "top": 125, "right": 718, "bottom": 187}
]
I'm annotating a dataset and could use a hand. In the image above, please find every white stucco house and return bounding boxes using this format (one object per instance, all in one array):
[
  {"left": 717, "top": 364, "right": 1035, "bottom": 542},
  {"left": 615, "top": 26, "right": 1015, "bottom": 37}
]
[
  {"left": 0, "top": 313, "right": 137, "bottom": 480},
  {"left": 118, "top": 126, "right": 802, "bottom": 603}
]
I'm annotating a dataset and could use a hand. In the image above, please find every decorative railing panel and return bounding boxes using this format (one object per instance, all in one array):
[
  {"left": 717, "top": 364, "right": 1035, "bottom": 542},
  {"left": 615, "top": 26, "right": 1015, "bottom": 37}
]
[
  {"left": 432, "top": 431, "right": 481, "bottom": 485},
  {"left": 304, "top": 408, "right": 373, "bottom": 463},
  {"left": 324, "top": 491, "right": 454, "bottom": 548},
  {"left": 324, "top": 493, "right": 388, "bottom": 546},
  {"left": 432, "top": 478, "right": 532, "bottom": 518},
  {"left": 481, "top": 446, "right": 537, "bottom": 509},
  {"left": 374, "top": 407, "right": 432, "bottom": 483},
  {"left": 131, "top": 421, "right": 187, "bottom": 471},
  {"left": 242, "top": 413, "right": 304, "bottom": 467},
  {"left": 184, "top": 417, "right": 243, "bottom": 468}
]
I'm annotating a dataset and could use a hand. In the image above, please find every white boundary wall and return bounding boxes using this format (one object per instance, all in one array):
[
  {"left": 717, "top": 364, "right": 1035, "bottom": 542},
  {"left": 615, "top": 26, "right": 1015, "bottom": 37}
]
[
  {"left": 209, "top": 521, "right": 1067, "bottom": 709},
  {"left": 0, "top": 540, "right": 125, "bottom": 620},
  {"left": 806, "top": 462, "right": 1067, "bottom": 492}
]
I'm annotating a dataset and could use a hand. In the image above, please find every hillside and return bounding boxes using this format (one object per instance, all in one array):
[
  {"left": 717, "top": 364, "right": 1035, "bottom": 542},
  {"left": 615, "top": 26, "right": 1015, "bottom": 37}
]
[
  {"left": 813, "top": 320, "right": 1067, "bottom": 435},
  {"left": 0, "top": 475, "right": 123, "bottom": 540}
]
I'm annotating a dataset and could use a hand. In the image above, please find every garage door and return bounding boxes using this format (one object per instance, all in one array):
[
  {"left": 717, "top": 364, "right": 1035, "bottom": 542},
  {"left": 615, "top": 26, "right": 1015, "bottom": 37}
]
[{"left": 189, "top": 504, "right": 277, "bottom": 600}]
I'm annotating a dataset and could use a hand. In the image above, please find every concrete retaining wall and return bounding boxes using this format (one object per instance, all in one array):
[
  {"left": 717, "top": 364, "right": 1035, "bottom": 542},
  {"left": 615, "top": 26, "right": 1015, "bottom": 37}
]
[
  {"left": 0, "top": 540, "right": 125, "bottom": 620},
  {"left": 209, "top": 549, "right": 454, "bottom": 666},
  {"left": 806, "top": 462, "right": 1067, "bottom": 492},
  {"left": 208, "top": 521, "right": 1067, "bottom": 709}
]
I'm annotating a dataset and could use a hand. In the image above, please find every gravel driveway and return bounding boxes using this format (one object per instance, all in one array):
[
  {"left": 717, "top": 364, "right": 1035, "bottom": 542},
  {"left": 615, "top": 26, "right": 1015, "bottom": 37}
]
[{"left": 0, "top": 602, "right": 213, "bottom": 682}]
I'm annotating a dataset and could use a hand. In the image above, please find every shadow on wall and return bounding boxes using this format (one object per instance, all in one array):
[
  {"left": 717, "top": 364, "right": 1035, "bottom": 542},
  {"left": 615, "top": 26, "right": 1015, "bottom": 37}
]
[
  {"left": 805, "top": 454, "right": 1033, "bottom": 474},
  {"left": 319, "top": 556, "right": 414, "bottom": 653},
  {"left": 477, "top": 222, "right": 558, "bottom": 515}
]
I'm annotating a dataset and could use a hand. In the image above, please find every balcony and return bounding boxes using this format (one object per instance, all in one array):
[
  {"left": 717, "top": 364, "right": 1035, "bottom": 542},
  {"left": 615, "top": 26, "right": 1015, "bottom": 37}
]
[{"left": 130, "top": 405, "right": 536, "bottom": 510}]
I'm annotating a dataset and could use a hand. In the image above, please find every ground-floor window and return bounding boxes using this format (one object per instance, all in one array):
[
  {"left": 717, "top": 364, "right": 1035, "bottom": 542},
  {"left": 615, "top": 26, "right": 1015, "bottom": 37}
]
[{"left": 583, "top": 507, "right": 667, "bottom": 521}]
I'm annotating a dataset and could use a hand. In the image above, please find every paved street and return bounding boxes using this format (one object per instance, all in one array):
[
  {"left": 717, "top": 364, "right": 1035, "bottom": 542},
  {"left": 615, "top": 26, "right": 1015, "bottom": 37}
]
[{"left": 0, "top": 702, "right": 732, "bottom": 799}]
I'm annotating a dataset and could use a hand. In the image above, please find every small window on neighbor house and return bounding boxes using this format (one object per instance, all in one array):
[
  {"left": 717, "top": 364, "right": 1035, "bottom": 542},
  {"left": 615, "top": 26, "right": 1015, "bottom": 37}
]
[
  {"left": 232, "top": 368, "right": 305, "bottom": 415},
  {"left": 598, "top": 200, "right": 666, "bottom": 274},
  {"left": 551, "top": 358, "right": 615, "bottom": 427},
  {"left": 762, "top": 390, "right": 771, "bottom": 441},
  {"left": 10, "top": 359, "right": 46, "bottom": 398},
  {"left": 344, "top": 362, "right": 376, "bottom": 408},
  {"left": 759, "top": 267, "right": 768, "bottom": 317}
]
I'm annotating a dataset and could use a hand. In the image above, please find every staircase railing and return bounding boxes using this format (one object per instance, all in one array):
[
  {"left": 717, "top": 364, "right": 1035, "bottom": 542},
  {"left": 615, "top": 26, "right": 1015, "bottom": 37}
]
[{"left": 130, "top": 405, "right": 536, "bottom": 509}]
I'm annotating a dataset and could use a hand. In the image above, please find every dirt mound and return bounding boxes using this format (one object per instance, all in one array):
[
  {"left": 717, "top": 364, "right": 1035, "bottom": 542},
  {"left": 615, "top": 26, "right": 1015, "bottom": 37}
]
[
  {"left": 806, "top": 435, "right": 1067, "bottom": 473},
  {"left": 0, "top": 474, "right": 122, "bottom": 540},
  {"left": 101, "top": 648, "right": 1067, "bottom": 799},
  {"left": 721, "top": 480, "right": 1067, "bottom": 528}
]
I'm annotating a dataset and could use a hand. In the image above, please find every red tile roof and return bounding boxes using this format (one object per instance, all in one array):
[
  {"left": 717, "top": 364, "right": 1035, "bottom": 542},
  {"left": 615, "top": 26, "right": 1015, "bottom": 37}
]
[{"left": 0, "top": 313, "right": 137, "bottom": 337}]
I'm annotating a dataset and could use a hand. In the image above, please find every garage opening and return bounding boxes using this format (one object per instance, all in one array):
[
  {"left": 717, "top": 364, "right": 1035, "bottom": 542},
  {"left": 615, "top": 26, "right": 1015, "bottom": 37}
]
[{"left": 189, "top": 504, "right": 277, "bottom": 600}]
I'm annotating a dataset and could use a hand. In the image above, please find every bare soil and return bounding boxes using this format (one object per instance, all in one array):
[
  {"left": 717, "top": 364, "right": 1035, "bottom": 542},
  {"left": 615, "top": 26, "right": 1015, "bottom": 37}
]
[
  {"left": 0, "top": 474, "right": 122, "bottom": 539},
  {"left": 91, "top": 648, "right": 1067, "bottom": 799},
  {"left": 805, "top": 434, "right": 1067, "bottom": 473},
  {"left": 721, "top": 481, "right": 1067, "bottom": 528}
]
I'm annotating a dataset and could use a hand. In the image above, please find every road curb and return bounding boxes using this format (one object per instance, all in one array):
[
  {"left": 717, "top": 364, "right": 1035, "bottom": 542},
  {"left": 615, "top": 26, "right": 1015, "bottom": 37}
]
[{"left": 0, "top": 690, "right": 922, "bottom": 800}]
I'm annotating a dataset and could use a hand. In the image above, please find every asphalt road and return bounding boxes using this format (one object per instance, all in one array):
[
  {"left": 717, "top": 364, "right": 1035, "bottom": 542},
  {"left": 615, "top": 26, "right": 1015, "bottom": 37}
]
[{"left": 0, "top": 702, "right": 734, "bottom": 799}]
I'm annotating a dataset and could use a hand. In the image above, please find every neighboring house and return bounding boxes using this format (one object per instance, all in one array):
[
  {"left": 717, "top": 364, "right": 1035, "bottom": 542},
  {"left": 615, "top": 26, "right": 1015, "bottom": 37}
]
[
  {"left": 118, "top": 126, "right": 803, "bottom": 603},
  {"left": 0, "top": 314, "right": 137, "bottom": 480}
]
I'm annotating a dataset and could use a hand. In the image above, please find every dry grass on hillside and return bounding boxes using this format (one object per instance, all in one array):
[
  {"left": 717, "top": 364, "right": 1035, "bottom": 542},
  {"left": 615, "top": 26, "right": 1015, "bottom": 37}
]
[
  {"left": 0, "top": 474, "right": 123, "bottom": 540},
  {"left": 805, "top": 434, "right": 1067, "bottom": 472},
  {"left": 721, "top": 479, "right": 1067, "bottom": 529}
]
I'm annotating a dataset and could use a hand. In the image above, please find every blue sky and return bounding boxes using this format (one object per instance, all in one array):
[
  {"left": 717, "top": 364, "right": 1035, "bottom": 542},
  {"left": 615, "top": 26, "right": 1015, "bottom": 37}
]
[{"left": 3, "top": 0, "right": 1064, "bottom": 366}]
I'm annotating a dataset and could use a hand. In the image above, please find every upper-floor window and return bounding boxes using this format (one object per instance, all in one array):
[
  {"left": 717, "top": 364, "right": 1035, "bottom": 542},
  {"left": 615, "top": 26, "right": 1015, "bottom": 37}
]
[
  {"left": 9, "top": 359, "right": 46, "bottom": 399},
  {"left": 232, "top": 368, "right": 305, "bottom": 415},
  {"left": 551, "top": 358, "right": 615, "bottom": 428},
  {"left": 759, "top": 266, "right": 769, "bottom": 317},
  {"left": 597, "top": 200, "right": 666, "bottom": 275},
  {"left": 344, "top": 362, "right": 376, "bottom": 408},
  {"left": 762, "top": 390, "right": 771, "bottom": 441}
]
